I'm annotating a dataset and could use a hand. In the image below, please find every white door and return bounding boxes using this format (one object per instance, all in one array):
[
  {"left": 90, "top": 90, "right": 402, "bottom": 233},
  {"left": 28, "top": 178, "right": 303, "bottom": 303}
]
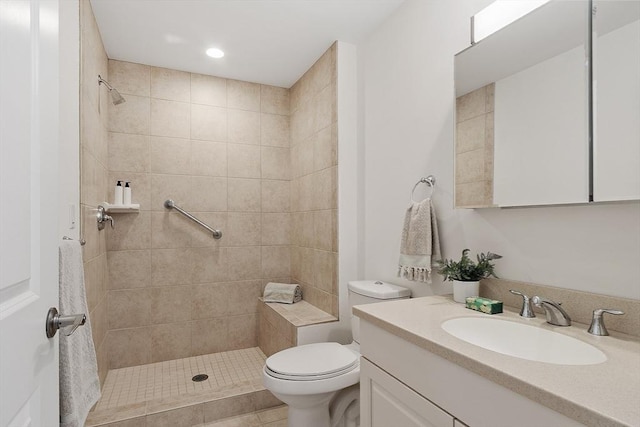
[{"left": 0, "top": 0, "right": 60, "bottom": 426}]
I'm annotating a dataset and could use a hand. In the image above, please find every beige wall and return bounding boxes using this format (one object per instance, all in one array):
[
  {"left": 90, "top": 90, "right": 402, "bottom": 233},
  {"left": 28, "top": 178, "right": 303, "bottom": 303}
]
[
  {"left": 104, "top": 60, "right": 293, "bottom": 368},
  {"left": 79, "top": 0, "right": 109, "bottom": 384},
  {"left": 290, "top": 44, "right": 339, "bottom": 316}
]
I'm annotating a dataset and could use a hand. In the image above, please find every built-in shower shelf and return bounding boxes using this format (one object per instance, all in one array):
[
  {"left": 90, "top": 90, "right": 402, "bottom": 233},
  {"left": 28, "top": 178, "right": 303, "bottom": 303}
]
[{"left": 101, "top": 202, "right": 140, "bottom": 213}]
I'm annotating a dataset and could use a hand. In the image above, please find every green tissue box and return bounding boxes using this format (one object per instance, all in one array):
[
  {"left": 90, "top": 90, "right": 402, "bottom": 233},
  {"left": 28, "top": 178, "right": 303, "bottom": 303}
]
[{"left": 465, "top": 297, "right": 503, "bottom": 314}]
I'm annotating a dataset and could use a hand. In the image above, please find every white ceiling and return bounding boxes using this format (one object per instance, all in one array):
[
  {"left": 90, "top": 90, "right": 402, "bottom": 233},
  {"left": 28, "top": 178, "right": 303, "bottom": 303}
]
[{"left": 90, "top": 0, "right": 405, "bottom": 88}]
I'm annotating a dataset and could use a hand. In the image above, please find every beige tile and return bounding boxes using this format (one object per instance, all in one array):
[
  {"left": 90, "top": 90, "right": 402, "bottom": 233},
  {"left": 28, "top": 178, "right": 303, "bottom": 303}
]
[
  {"left": 150, "top": 286, "right": 192, "bottom": 324},
  {"left": 261, "top": 147, "right": 289, "bottom": 180},
  {"left": 298, "top": 137, "right": 314, "bottom": 177},
  {"left": 107, "top": 249, "right": 151, "bottom": 289},
  {"left": 227, "top": 247, "right": 262, "bottom": 281},
  {"left": 150, "top": 322, "right": 192, "bottom": 362},
  {"left": 108, "top": 172, "right": 150, "bottom": 210},
  {"left": 227, "top": 178, "right": 261, "bottom": 212},
  {"left": 227, "top": 213, "right": 262, "bottom": 246},
  {"left": 313, "top": 125, "right": 334, "bottom": 172},
  {"left": 456, "top": 115, "right": 485, "bottom": 154},
  {"left": 188, "top": 212, "right": 227, "bottom": 247},
  {"left": 106, "top": 328, "right": 151, "bottom": 369},
  {"left": 315, "top": 83, "right": 334, "bottom": 131},
  {"left": 108, "top": 94, "right": 150, "bottom": 135},
  {"left": 311, "top": 168, "right": 335, "bottom": 210},
  {"left": 456, "top": 149, "right": 484, "bottom": 184},
  {"left": 81, "top": 99, "right": 106, "bottom": 164},
  {"left": 300, "top": 211, "right": 314, "bottom": 247},
  {"left": 228, "top": 80, "right": 260, "bottom": 111},
  {"left": 203, "top": 394, "right": 256, "bottom": 423},
  {"left": 150, "top": 136, "right": 191, "bottom": 174},
  {"left": 228, "top": 109, "right": 260, "bottom": 145},
  {"left": 81, "top": 149, "right": 99, "bottom": 206},
  {"left": 485, "top": 83, "right": 495, "bottom": 113},
  {"left": 191, "top": 283, "right": 229, "bottom": 319},
  {"left": 227, "top": 314, "right": 258, "bottom": 350},
  {"left": 189, "top": 247, "right": 229, "bottom": 284},
  {"left": 151, "top": 67, "right": 191, "bottom": 102},
  {"left": 108, "top": 132, "right": 149, "bottom": 173},
  {"left": 150, "top": 248, "right": 193, "bottom": 286},
  {"left": 191, "top": 73, "right": 226, "bottom": 107},
  {"left": 227, "top": 144, "right": 261, "bottom": 178},
  {"left": 108, "top": 289, "right": 151, "bottom": 329},
  {"left": 201, "top": 413, "right": 261, "bottom": 427},
  {"left": 191, "top": 318, "right": 228, "bottom": 355},
  {"left": 313, "top": 249, "right": 335, "bottom": 294},
  {"left": 146, "top": 403, "right": 204, "bottom": 427},
  {"left": 150, "top": 211, "right": 193, "bottom": 248},
  {"left": 255, "top": 400, "right": 285, "bottom": 416},
  {"left": 263, "top": 419, "right": 287, "bottom": 427},
  {"left": 81, "top": 205, "right": 100, "bottom": 260},
  {"left": 150, "top": 173, "right": 192, "bottom": 211},
  {"left": 84, "top": 256, "right": 102, "bottom": 312},
  {"left": 191, "top": 104, "right": 227, "bottom": 142},
  {"left": 90, "top": 299, "right": 108, "bottom": 353},
  {"left": 261, "top": 85, "right": 289, "bottom": 115},
  {"left": 227, "top": 280, "right": 262, "bottom": 316},
  {"left": 298, "top": 247, "right": 313, "bottom": 284},
  {"left": 261, "top": 246, "right": 290, "bottom": 278},
  {"left": 261, "top": 180, "right": 289, "bottom": 213},
  {"left": 189, "top": 176, "right": 228, "bottom": 212},
  {"left": 260, "top": 114, "right": 289, "bottom": 148},
  {"left": 313, "top": 210, "right": 333, "bottom": 251},
  {"left": 456, "top": 86, "right": 486, "bottom": 123},
  {"left": 108, "top": 60, "right": 150, "bottom": 97},
  {"left": 105, "top": 211, "right": 151, "bottom": 251},
  {"left": 100, "top": 416, "right": 147, "bottom": 427},
  {"left": 262, "top": 213, "right": 290, "bottom": 246},
  {"left": 151, "top": 99, "right": 190, "bottom": 138},
  {"left": 191, "top": 140, "right": 227, "bottom": 176},
  {"left": 455, "top": 181, "right": 491, "bottom": 207},
  {"left": 310, "top": 44, "right": 336, "bottom": 94}
]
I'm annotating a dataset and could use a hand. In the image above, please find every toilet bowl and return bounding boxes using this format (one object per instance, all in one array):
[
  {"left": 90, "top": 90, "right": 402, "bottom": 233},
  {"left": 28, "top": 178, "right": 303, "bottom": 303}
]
[{"left": 262, "top": 281, "right": 411, "bottom": 427}]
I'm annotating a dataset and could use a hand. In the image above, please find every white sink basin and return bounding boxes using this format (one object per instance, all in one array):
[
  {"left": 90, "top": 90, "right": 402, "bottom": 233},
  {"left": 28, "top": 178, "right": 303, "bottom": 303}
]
[{"left": 441, "top": 317, "right": 607, "bottom": 365}]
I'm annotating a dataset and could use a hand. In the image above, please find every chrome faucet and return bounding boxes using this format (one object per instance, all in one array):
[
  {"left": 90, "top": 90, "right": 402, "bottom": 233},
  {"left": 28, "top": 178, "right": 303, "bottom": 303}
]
[
  {"left": 509, "top": 290, "right": 535, "bottom": 318},
  {"left": 531, "top": 296, "right": 571, "bottom": 326},
  {"left": 588, "top": 309, "right": 624, "bottom": 336}
]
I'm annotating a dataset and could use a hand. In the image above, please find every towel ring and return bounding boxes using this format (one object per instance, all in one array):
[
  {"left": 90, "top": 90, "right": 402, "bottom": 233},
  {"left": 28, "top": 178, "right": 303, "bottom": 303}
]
[{"left": 410, "top": 175, "right": 436, "bottom": 202}]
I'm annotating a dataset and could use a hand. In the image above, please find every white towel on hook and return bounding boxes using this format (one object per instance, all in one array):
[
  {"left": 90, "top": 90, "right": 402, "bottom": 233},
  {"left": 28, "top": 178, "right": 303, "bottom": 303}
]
[
  {"left": 398, "top": 198, "right": 441, "bottom": 283},
  {"left": 59, "top": 240, "right": 101, "bottom": 427}
]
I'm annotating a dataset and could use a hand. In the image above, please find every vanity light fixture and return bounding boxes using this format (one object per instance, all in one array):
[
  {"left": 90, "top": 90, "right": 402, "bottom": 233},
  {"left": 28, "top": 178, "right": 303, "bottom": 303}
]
[
  {"left": 471, "top": 0, "right": 550, "bottom": 44},
  {"left": 206, "top": 47, "right": 225, "bottom": 58}
]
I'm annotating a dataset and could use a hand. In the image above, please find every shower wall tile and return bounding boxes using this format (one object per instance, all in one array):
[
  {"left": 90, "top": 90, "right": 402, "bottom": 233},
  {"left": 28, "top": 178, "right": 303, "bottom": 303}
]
[
  {"left": 108, "top": 94, "right": 150, "bottom": 135},
  {"left": 108, "top": 289, "right": 151, "bottom": 330},
  {"left": 227, "top": 144, "right": 261, "bottom": 178},
  {"left": 261, "top": 180, "right": 290, "bottom": 213},
  {"left": 150, "top": 212, "right": 193, "bottom": 249},
  {"left": 191, "top": 318, "right": 228, "bottom": 355},
  {"left": 261, "top": 147, "right": 290, "bottom": 180},
  {"left": 189, "top": 176, "right": 228, "bottom": 212},
  {"left": 261, "top": 213, "right": 291, "bottom": 246},
  {"left": 261, "top": 246, "right": 291, "bottom": 278},
  {"left": 108, "top": 60, "right": 150, "bottom": 97},
  {"left": 261, "top": 113, "right": 289, "bottom": 147},
  {"left": 227, "top": 280, "right": 262, "bottom": 316},
  {"left": 150, "top": 173, "right": 192, "bottom": 211},
  {"left": 150, "top": 67, "right": 191, "bottom": 102},
  {"left": 191, "top": 104, "right": 227, "bottom": 142},
  {"left": 149, "top": 136, "right": 191, "bottom": 175},
  {"left": 105, "top": 211, "right": 151, "bottom": 251},
  {"left": 227, "top": 80, "right": 261, "bottom": 112},
  {"left": 150, "top": 322, "right": 192, "bottom": 362},
  {"left": 228, "top": 109, "right": 260, "bottom": 145},
  {"left": 109, "top": 132, "right": 150, "bottom": 173},
  {"left": 191, "top": 282, "right": 229, "bottom": 320},
  {"left": 150, "top": 99, "right": 190, "bottom": 138},
  {"left": 227, "top": 178, "right": 261, "bottom": 212},
  {"left": 261, "top": 85, "right": 289, "bottom": 116},
  {"left": 107, "top": 249, "right": 151, "bottom": 290},
  {"left": 190, "top": 140, "right": 227, "bottom": 177},
  {"left": 227, "top": 213, "right": 262, "bottom": 247},
  {"left": 188, "top": 212, "right": 227, "bottom": 248},
  {"left": 228, "top": 314, "right": 258, "bottom": 350},
  {"left": 191, "top": 73, "right": 226, "bottom": 107},
  {"left": 107, "top": 327, "right": 152, "bottom": 369},
  {"left": 227, "top": 246, "right": 262, "bottom": 280}
]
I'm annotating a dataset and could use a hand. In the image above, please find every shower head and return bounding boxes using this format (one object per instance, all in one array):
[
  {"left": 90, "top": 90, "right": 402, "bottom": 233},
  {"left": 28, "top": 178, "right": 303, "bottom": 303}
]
[{"left": 98, "top": 75, "right": 126, "bottom": 105}]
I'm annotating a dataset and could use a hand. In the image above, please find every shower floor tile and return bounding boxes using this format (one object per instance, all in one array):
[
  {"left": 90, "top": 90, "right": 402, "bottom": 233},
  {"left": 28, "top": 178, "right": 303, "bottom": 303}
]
[{"left": 95, "top": 347, "right": 267, "bottom": 412}]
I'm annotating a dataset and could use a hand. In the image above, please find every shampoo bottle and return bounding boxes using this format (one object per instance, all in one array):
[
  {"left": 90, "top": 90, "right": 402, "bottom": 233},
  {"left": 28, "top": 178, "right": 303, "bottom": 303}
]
[
  {"left": 123, "top": 181, "right": 132, "bottom": 205},
  {"left": 114, "top": 180, "right": 123, "bottom": 205}
]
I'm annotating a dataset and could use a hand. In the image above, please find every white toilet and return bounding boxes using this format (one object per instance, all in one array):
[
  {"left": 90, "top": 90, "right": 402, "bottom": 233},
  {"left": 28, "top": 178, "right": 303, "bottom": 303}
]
[{"left": 262, "top": 280, "right": 411, "bottom": 427}]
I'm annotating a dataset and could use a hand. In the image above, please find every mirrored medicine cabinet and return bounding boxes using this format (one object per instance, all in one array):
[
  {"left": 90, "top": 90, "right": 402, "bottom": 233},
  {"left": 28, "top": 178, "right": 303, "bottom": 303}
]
[{"left": 454, "top": 0, "right": 640, "bottom": 208}]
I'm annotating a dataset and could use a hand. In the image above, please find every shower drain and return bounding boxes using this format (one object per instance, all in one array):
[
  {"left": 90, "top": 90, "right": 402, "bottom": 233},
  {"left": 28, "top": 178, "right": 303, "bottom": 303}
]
[{"left": 192, "top": 374, "right": 209, "bottom": 382}]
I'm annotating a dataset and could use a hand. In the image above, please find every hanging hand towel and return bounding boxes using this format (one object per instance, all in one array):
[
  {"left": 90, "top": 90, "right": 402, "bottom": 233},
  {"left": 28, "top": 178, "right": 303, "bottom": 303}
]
[
  {"left": 398, "top": 198, "right": 442, "bottom": 283},
  {"left": 263, "top": 282, "right": 303, "bottom": 304},
  {"left": 59, "top": 240, "right": 101, "bottom": 427}
]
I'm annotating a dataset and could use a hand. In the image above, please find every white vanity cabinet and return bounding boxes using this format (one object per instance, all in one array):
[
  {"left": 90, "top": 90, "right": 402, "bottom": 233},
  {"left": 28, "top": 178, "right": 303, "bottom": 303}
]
[
  {"left": 358, "top": 319, "right": 585, "bottom": 427},
  {"left": 360, "top": 357, "right": 453, "bottom": 427}
]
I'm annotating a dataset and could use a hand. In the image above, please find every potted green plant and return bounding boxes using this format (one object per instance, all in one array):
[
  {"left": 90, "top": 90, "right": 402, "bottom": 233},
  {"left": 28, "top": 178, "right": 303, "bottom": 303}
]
[{"left": 436, "top": 249, "right": 502, "bottom": 303}]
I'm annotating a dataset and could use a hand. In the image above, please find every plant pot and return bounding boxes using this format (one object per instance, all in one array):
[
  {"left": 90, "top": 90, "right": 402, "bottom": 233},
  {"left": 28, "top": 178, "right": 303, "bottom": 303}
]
[{"left": 452, "top": 280, "right": 480, "bottom": 303}]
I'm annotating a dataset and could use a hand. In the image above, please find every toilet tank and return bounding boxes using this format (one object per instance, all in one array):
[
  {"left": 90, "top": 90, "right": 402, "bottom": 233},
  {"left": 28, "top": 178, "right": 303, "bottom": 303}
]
[{"left": 348, "top": 280, "right": 411, "bottom": 344}]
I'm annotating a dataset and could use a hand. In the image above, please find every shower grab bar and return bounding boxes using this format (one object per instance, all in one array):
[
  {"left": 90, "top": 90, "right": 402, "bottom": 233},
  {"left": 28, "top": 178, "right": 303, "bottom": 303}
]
[{"left": 164, "top": 199, "right": 222, "bottom": 239}]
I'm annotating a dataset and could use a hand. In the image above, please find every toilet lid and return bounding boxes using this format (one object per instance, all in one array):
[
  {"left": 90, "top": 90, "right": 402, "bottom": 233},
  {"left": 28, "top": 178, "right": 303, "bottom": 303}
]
[{"left": 265, "top": 343, "right": 358, "bottom": 380}]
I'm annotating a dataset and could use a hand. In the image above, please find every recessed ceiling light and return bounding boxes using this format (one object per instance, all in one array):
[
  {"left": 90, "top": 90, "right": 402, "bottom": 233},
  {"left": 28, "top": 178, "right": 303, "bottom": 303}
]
[{"left": 206, "top": 48, "right": 225, "bottom": 59}]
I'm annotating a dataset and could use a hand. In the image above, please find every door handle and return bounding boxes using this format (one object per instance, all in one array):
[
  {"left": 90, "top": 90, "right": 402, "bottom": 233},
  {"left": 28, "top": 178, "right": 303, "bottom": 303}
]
[{"left": 45, "top": 307, "right": 86, "bottom": 338}]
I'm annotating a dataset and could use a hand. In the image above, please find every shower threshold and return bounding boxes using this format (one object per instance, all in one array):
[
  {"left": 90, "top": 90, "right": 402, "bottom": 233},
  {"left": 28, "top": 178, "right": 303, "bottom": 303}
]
[{"left": 85, "top": 347, "right": 281, "bottom": 426}]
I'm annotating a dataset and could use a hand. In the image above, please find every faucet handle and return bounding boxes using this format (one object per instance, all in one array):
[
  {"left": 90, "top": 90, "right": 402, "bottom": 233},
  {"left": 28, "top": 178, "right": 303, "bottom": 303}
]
[
  {"left": 588, "top": 309, "right": 624, "bottom": 336},
  {"left": 509, "top": 289, "right": 535, "bottom": 318}
]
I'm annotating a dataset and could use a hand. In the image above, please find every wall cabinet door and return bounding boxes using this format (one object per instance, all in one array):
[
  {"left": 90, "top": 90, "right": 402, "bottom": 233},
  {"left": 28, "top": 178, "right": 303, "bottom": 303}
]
[{"left": 360, "top": 358, "right": 454, "bottom": 427}]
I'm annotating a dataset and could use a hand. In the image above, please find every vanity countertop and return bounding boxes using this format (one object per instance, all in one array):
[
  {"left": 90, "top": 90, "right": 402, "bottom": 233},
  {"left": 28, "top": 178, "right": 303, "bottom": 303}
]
[{"left": 353, "top": 296, "right": 640, "bottom": 427}]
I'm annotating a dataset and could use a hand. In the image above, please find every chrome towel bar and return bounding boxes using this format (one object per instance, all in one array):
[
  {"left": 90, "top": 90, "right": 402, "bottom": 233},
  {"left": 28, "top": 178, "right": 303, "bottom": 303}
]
[{"left": 164, "top": 199, "right": 222, "bottom": 239}]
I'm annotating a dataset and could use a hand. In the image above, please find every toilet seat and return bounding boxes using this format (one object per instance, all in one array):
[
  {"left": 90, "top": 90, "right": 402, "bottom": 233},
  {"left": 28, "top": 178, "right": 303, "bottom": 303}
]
[{"left": 265, "top": 342, "right": 359, "bottom": 381}]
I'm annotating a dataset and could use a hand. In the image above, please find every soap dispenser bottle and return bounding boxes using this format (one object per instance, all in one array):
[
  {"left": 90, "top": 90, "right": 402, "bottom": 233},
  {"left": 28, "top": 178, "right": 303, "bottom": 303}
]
[
  {"left": 123, "top": 181, "right": 132, "bottom": 205},
  {"left": 114, "top": 180, "right": 123, "bottom": 205}
]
